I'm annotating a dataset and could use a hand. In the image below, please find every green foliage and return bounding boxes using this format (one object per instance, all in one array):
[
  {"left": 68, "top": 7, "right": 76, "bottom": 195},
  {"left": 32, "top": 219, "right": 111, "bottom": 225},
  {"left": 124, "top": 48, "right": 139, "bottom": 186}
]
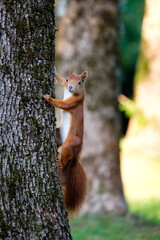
[
  {"left": 119, "top": 0, "right": 145, "bottom": 92},
  {"left": 118, "top": 97, "right": 139, "bottom": 117},
  {"left": 119, "top": 93, "right": 153, "bottom": 138},
  {"left": 118, "top": 95, "right": 149, "bottom": 133},
  {"left": 134, "top": 50, "right": 149, "bottom": 85}
]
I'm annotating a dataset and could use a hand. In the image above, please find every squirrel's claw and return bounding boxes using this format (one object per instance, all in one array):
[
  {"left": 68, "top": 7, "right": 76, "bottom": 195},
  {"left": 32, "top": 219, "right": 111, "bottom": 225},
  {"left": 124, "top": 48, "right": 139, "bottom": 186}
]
[
  {"left": 43, "top": 94, "right": 50, "bottom": 101},
  {"left": 57, "top": 158, "right": 63, "bottom": 169},
  {"left": 54, "top": 67, "right": 57, "bottom": 76}
]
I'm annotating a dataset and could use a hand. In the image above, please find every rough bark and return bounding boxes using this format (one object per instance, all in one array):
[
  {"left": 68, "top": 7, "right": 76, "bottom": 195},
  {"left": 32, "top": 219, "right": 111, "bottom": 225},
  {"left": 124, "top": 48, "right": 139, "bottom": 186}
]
[
  {"left": 0, "top": 1, "right": 72, "bottom": 239},
  {"left": 126, "top": 0, "right": 160, "bottom": 155},
  {"left": 56, "top": 0, "right": 127, "bottom": 214}
]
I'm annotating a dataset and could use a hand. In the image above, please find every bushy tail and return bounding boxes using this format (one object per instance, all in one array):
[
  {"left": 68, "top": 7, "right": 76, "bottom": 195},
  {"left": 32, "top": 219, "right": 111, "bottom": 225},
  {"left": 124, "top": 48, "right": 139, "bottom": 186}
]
[{"left": 63, "top": 161, "right": 87, "bottom": 213}]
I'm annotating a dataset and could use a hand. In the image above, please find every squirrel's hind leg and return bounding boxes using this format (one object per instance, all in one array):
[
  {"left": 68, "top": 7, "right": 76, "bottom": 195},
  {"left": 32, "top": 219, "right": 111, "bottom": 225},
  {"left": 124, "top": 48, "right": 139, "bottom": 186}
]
[{"left": 56, "top": 127, "right": 62, "bottom": 148}]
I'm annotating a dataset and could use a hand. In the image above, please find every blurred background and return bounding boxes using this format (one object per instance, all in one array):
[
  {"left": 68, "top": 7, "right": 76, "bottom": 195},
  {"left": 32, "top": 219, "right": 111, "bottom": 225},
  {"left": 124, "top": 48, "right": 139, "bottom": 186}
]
[{"left": 55, "top": 0, "right": 160, "bottom": 239}]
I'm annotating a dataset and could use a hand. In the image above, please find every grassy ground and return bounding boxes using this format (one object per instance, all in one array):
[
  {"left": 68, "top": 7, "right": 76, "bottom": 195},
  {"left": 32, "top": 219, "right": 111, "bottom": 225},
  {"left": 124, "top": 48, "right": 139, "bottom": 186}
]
[
  {"left": 70, "top": 211, "right": 160, "bottom": 240},
  {"left": 70, "top": 139, "right": 160, "bottom": 240}
]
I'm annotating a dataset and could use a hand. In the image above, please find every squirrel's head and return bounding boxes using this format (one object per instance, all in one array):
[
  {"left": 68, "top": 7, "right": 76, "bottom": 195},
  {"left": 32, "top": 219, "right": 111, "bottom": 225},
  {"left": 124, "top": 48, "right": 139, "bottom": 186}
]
[{"left": 65, "top": 69, "right": 88, "bottom": 94}]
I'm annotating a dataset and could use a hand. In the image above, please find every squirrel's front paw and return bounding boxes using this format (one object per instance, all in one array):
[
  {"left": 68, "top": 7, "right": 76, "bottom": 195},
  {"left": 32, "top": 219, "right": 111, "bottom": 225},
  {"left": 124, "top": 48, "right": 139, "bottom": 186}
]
[{"left": 43, "top": 94, "right": 50, "bottom": 101}]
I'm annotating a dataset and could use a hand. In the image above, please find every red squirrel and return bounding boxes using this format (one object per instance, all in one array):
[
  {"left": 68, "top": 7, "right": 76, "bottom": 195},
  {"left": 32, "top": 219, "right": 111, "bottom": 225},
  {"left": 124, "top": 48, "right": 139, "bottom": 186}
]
[{"left": 43, "top": 68, "right": 88, "bottom": 213}]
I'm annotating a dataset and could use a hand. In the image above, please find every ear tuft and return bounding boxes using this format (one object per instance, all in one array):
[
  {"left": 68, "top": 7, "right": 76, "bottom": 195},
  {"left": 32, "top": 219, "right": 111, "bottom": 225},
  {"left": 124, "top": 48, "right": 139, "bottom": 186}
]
[
  {"left": 81, "top": 71, "right": 88, "bottom": 82},
  {"left": 69, "top": 68, "right": 73, "bottom": 75}
]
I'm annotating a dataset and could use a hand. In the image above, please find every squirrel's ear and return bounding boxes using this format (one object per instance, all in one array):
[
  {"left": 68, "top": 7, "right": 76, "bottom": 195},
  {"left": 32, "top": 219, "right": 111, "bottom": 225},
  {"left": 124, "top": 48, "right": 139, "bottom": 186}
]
[
  {"left": 81, "top": 71, "right": 88, "bottom": 82},
  {"left": 69, "top": 68, "right": 73, "bottom": 75}
]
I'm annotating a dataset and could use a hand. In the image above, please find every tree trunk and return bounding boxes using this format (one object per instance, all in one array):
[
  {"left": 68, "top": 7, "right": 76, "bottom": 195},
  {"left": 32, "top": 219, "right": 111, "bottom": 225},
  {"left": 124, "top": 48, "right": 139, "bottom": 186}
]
[
  {"left": 0, "top": 1, "right": 72, "bottom": 239},
  {"left": 56, "top": 0, "right": 127, "bottom": 214},
  {"left": 126, "top": 0, "right": 160, "bottom": 155}
]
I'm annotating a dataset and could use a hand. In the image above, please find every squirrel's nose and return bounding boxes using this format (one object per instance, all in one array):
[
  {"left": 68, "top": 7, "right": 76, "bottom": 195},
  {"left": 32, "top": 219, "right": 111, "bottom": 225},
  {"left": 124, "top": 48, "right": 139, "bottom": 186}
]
[{"left": 69, "top": 85, "right": 73, "bottom": 90}]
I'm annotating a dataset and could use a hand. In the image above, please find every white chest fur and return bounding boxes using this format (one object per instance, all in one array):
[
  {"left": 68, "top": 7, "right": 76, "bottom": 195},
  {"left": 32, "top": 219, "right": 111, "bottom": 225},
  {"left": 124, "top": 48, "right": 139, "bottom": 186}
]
[{"left": 60, "top": 88, "right": 72, "bottom": 143}]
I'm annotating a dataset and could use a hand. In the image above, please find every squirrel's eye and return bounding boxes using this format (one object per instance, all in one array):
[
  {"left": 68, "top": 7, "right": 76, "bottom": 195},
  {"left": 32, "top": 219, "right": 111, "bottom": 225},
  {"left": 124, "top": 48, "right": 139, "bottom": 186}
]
[
  {"left": 66, "top": 79, "right": 68, "bottom": 82},
  {"left": 78, "top": 81, "right": 81, "bottom": 85}
]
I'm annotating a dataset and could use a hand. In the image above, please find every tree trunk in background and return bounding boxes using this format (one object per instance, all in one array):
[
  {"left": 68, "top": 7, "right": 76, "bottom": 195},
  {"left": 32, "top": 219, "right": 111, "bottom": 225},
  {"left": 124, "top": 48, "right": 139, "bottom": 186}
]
[
  {"left": 0, "top": 1, "right": 72, "bottom": 239},
  {"left": 126, "top": 0, "right": 160, "bottom": 155},
  {"left": 56, "top": 0, "right": 127, "bottom": 214}
]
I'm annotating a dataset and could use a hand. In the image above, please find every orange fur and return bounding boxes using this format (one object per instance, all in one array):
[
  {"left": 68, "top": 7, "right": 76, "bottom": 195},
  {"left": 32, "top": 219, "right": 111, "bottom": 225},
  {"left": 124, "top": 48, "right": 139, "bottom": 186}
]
[
  {"left": 43, "top": 68, "right": 88, "bottom": 213},
  {"left": 63, "top": 161, "right": 87, "bottom": 212}
]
